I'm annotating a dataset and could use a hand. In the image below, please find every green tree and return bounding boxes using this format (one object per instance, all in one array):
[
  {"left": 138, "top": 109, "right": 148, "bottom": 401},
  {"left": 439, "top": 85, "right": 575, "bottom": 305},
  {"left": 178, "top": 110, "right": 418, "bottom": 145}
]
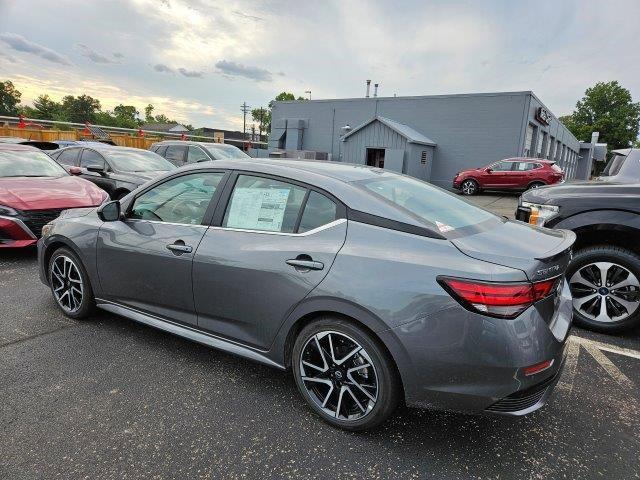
[
  {"left": 0, "top": 80, "right": 22, "bottom": 116},
  {"left": 61, "top": 94, "right": 101, "bottom": 123},
  {"left": 144, "top": 104, "right": 155, "bottom": 122},
  {"left": 560, "top": 81, "right": 640, "bottom": 150},
  {"left": 113, "top": 104, "right": 140, "bottom": 128},
  {"left": 254, "top": 92, "right": 307, "bottom": 137},
  {"left": 32, "top": 94, "right": 63, "bottom": 120}
]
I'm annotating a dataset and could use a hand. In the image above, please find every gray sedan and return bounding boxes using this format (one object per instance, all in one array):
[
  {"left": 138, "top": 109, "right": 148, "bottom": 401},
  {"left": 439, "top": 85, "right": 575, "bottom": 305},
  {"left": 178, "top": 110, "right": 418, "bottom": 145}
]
[{"left": 38, "top": 159, "right": 574, "bottom": 430}]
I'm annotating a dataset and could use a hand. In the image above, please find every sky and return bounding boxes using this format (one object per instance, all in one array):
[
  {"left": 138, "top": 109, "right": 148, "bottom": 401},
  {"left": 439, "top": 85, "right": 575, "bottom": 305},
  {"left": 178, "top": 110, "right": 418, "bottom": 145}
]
[{"left": 1, "top": 0, "right": 639, "bottom": 131}]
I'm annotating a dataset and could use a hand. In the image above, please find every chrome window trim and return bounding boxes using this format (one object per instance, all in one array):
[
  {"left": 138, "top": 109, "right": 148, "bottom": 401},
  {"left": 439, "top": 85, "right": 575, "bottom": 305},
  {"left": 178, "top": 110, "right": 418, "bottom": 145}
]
[
  {"left": 123, "top": 218, "right": 210, "bottom": 229},
  {"left": 0, "top": 215, "right": 37, "bottom": 239},
  {"left": 210, "top": 218, "right": 346, "bottom": 237}
]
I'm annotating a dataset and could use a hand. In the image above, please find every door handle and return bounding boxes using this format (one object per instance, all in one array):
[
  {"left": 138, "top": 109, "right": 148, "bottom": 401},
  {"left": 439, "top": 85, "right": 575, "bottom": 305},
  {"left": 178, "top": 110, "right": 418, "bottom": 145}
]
[
  {"left": 286, "top": 258, "right": 324, "bottom": 271},
  {"left": 167, "top": 242, "right": 193, "bottom": 254}
]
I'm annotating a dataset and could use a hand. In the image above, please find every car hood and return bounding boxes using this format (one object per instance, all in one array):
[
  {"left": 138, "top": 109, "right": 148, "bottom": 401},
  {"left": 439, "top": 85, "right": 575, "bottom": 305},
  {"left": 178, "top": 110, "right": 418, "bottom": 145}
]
[
  {"left": 0, "top": 176, "right": 107, "bottom": 211},
  {"left": 521, "top": 181, "right": 638, "bottom": 205},
  {"left": 451, "top": 220, "right": 576, "bottom": 282}
]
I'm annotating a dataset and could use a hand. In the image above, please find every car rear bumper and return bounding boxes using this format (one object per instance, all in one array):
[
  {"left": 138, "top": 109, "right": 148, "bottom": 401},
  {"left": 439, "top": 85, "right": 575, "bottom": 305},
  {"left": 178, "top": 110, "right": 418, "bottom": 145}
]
[
  {"left": 381, "top": 280, "right": 573, "bottom": 415},
  {"left": 0, "top": 216, "right": 37, "bottom": 248}
]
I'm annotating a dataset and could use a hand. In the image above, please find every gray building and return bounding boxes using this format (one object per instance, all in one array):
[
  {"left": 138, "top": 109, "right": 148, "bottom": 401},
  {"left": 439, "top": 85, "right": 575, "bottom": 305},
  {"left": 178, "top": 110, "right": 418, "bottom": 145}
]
[{"left": 269, "top": 91, "right": 586, "bottom": 188}]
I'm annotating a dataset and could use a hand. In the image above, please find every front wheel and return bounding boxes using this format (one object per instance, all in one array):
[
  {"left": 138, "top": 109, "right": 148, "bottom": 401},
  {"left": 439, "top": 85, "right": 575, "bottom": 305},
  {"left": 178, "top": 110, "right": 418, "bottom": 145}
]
[
  {"left": 48, "top": 247, "right": 95, "bottom": 319},
  {"left": 292, "top": 318, "right": 401, "bottom": 431},
  {"left": 460, "top": 179, "right": 479, "bottom": 195},
  {"left": 567, "top": 246, "right": 640, "bottom": 333}
]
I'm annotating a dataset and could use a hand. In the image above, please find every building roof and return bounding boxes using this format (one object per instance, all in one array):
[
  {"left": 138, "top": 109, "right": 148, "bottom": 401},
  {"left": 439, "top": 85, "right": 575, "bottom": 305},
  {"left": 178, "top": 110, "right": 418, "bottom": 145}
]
[
  {"left": 141, "top": 123, "right": 189, "bottom": 133},
  {"left": 342, "top": 116, "right": 436, "bottom": 146}
]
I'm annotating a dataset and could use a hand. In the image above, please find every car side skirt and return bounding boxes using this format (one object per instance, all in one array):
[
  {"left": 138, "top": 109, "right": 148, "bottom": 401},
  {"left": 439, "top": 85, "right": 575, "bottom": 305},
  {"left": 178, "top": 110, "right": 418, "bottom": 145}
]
[{"left": 96, "top": 299, "right": 286, "bottom": 370}]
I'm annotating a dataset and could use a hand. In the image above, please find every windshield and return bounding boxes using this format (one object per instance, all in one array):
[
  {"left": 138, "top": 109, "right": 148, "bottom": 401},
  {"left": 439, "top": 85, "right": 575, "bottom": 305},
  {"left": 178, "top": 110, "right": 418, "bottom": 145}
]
[
  {"left": 357, "top": 175, "right": 498, "bottom": 234},
  {"left": 601, "top": 154, "right": 627, "bottom": 177},
  {"left": 0, "top": 150, "right": 68, "bottom": 178},
  {"left": 104, "top": 150, "right": 176, "bottom": 172},
  {"left": 205, "top": 144, "right": 250, "bottom": 159}
]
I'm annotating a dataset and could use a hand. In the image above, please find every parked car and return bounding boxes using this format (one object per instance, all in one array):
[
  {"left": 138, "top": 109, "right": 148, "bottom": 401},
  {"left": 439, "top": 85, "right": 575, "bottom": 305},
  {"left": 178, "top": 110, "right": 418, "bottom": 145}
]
[
  {"left": 0, "top": 144, "right": 108, "bottom": 248},
  {"left": 150, "top": 140, "right": 250, "bottom": 166},
  {"left": 0, "top": 137, "right": 60, "bottom": 151},
  {"left": 595, "top": 148, "right": 640, "bottom": 183},
  {"left": 39, "top": 159, "right": 574, "bottom": 430},
  {"left": 453, "top": 158, "right": 564, "bottom": 195},
  {"left": 517, "top": 152, "right": 640, "bottom": 333},
  {"left": 50, "top": 145, "right": 175, "bottom": 200},
  {"left": 51, "top": 140, "right": 116, "bottom": 150}
]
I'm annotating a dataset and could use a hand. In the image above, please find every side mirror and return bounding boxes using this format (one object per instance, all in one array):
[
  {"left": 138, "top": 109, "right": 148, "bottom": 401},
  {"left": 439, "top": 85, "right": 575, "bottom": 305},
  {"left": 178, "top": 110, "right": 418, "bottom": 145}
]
[
  {"left": 87, "top": 164, "right": 106, "bottom": 175},
  {"left": 97, "top": 200, "right": 121, "bottom": 222},
  {"left": 69, "top": 166, "right": 82, "bottom": 175}
]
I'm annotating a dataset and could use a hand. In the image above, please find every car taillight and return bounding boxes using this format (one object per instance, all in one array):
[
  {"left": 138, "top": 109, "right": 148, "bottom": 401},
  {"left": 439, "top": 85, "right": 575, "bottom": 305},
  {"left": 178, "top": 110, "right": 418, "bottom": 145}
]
[{"left": 438, "top": 277, "right": 560, "bottom": 319}]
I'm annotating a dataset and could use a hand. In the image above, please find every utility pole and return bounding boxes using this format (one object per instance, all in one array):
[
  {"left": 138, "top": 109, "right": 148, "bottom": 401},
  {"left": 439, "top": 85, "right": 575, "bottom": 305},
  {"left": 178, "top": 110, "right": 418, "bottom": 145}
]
[
  {"left": 240, "top": 102, "right": 250, "bottom": 141},
  {"left": 305, "top": 90, "right": 311, "bottom": 100}
]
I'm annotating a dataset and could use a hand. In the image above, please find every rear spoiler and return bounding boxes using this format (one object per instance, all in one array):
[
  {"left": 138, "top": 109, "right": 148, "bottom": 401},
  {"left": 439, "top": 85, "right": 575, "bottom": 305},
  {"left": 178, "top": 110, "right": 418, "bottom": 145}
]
[{"left": 534, "top": 230, "right": 576, "bottom": 260}]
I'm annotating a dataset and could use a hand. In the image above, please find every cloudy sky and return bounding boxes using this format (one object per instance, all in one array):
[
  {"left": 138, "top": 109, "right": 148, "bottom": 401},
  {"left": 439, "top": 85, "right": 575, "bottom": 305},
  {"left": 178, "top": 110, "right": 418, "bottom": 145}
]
[{"left": 0, "top": 0, "right": 638, "bottom": 130}]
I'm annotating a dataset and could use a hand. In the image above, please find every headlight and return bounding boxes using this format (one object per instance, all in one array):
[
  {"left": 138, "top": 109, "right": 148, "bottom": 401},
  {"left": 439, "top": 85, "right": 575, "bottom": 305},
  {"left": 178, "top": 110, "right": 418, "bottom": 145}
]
[
  {"left": 521, "top": 202, "right": 559, "bottom": 226},
  {"left": 0, "top": 204, "right": 18, "bottom": 216},
  {"left": 41, "top": 223, "right": 54, "bottom": 237}
]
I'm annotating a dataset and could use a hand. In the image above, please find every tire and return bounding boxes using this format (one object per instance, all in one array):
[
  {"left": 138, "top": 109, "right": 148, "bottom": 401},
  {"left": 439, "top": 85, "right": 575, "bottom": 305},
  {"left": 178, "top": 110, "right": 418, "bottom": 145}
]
[
  {"left": 48, "top": 247, "right": 96, "bottom": 320},
  {"left": 567, "top": 246, "right": 640, "bottom": 333},
  {"left": 527, "top": 181, "right": 546, "bottom": 190},
  {"left": 460, "top": 179, "right": 479, "bottom": 196},
  {"left": 292, "top": 317, "right": 401, "bottom": 431}
]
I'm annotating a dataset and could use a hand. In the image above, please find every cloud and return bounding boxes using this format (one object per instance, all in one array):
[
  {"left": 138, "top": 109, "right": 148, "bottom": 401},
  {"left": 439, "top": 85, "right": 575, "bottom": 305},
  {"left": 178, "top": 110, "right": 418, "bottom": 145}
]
[
  {"left": 77, "top": 43, "right": 119, "bottom": 64},
  {"left": 153, "top": 63, "right": 174, "bottom": 73},
  {"left": 113, "top": 52, "right": 124, "bottom": 59},
  {"left": 214, "top": 60, "right": 272, "bottom": 82},
  {"left": 178, "top": 67, "right": 204, "bottom": 78},
  {"left": 0, "top": 32, "right": 72, "bottom": 66}
]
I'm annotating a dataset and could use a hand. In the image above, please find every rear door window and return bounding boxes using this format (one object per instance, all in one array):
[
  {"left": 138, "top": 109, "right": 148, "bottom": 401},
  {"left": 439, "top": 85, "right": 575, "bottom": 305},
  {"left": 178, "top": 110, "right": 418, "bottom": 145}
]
[
  {"left": 223, "top": 175, "right": 306, "bottom": 233},
  {"left": 298, "top": 191, "right": 338, "bottom": 233}
]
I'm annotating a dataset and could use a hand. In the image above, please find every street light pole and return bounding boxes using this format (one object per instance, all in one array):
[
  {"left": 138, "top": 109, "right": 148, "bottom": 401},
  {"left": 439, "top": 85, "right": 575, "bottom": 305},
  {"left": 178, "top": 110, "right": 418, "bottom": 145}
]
[{"left": 240, "top": 102, "right": 250, "bottom": 146}]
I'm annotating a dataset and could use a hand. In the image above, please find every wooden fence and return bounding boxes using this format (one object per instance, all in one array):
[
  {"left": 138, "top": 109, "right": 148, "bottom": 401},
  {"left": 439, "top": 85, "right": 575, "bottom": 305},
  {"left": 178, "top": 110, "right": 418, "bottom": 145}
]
[{"left": 0, "top": 125, "right": 163, "bottom": 150}]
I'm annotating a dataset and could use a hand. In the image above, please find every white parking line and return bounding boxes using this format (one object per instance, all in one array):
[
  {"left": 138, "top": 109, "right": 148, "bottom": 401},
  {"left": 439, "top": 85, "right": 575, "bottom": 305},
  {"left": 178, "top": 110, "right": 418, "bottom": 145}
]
[{"left": 556, "top": 335, "right": 638, "bottom": 395}]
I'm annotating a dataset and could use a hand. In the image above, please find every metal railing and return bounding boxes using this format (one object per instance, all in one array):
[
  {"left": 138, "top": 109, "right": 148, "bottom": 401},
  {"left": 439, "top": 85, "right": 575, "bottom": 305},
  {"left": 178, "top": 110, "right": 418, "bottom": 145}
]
[{"left": 0, "top": 115, "right": 267, "bottom": 147}]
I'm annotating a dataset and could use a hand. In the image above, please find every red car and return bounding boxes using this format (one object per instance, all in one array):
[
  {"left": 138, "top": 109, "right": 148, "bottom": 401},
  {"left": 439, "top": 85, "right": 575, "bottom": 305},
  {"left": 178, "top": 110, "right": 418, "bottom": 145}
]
[
  {"left": 453, "top": 158, "right": 564, "bottom": 195},
  {"left": 0, "top": 144, "right": 108, "bottom": 248}
]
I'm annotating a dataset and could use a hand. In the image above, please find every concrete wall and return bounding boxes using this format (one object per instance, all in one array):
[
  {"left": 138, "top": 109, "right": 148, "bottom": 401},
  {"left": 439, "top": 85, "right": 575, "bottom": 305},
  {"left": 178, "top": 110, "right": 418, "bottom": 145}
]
[{"left": 270, "top": 92, "right": 580, "bottom": 188}]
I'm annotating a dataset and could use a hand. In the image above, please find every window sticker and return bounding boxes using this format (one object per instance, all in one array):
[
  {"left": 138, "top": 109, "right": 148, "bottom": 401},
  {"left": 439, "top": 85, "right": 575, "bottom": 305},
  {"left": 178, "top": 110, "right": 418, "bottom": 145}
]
[{"left": 227, "top": 188, "right": 291, "bottom": 231}]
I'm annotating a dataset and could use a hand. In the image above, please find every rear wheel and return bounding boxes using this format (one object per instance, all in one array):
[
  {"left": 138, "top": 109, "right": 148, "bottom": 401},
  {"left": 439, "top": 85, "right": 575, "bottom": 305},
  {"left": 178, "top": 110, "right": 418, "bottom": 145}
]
[
  {"left": 528, "top": 181, "right": 546, "bottom": 190},
  {"left": 461, "top": 179, "right": 479, "bottom": 195},
  {"left": 568, "top": 246, "right": 640, "bottom": 333},
  {"left": 292, "top": 318, "right": 401, "bottom": 431},
  {"left": 48, "top": 247, "right": 95, "bottom": 320}
]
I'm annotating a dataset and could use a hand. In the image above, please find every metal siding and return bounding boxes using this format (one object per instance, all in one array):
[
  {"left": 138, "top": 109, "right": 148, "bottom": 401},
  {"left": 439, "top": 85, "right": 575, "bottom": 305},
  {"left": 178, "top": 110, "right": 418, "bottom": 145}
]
[{"left": 270, "top": 92, "right": 577, "bottom": 188}]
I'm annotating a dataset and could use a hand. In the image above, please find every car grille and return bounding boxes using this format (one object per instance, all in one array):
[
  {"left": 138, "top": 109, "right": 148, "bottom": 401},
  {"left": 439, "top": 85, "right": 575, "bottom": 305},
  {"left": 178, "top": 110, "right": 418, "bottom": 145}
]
[
  {"left": 485, "top": 371, "right": 559, "bottom": 413},
  {"left": 20, "top": 209, "right": 65, "bottom": 237}
]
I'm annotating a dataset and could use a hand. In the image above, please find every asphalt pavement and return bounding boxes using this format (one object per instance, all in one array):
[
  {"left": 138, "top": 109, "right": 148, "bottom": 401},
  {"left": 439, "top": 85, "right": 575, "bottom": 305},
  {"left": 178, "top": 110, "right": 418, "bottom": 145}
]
[{"left": 1, "top": 195, "right": 639, "bottom": 479}]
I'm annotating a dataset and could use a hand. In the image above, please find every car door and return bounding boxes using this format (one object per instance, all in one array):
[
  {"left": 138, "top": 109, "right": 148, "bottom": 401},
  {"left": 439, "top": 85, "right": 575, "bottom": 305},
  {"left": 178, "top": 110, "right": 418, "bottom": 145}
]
[
  {"left": 79, "top": 148, "right": 115, "bottom": 195},
  {"left": 510, "top": 161, "right": 530, "bottom": 189},
  {"left": 96, "top": 170, "right": 228, "bottom": 326},
  {"left": 484, "top": 161, "right": 511, "bottom": 187},
  {"left": 192, "top": 173, "right": 348, "bottom": 349}
]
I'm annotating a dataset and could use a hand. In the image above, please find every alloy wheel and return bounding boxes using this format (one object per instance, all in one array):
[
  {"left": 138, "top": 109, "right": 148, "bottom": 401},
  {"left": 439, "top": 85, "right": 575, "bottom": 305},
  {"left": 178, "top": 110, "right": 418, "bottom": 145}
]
[
  {"left": 569, "top": 261, "right": 640, "bottom": 323},
  {"left": 51, "top": 255, "right": 84, "bottom": 313},
  {"left": 461, "top": 180, "right": 477, "bottom": 195},
  {"left": 299, "top": 331, "right": 378, "bottom": 421}
]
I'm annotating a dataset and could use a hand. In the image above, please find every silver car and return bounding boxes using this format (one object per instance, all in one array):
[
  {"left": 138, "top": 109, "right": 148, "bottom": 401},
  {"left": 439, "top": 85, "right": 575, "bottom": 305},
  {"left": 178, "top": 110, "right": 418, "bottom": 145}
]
[{"left": 38, "top": 160, "right": 574, "bottom": 430}]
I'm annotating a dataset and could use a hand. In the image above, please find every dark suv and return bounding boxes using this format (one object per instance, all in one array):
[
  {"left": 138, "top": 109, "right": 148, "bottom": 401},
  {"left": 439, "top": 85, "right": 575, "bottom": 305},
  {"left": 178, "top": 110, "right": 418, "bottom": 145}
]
[
  {"left": 517, "top": 149, "right": 640, "bottom": 333},
  {"left": 150, "top": 140, "right": 250, "bottom": 167},
  {"left": 51, "top": 145, "right": 175, "bottom": 200}
]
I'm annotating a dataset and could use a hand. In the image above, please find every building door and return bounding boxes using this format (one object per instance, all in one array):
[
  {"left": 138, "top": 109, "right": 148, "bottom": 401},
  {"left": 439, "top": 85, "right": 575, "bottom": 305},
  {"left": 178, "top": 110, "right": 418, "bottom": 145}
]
[{"left": 366, "top": 148, "right": 385, "bottom": 168}]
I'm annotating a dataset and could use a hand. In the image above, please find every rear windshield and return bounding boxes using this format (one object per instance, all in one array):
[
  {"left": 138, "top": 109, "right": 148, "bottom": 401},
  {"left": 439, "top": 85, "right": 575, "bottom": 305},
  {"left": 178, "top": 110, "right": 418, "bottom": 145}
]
[
  {"left": 356, "top": 175, "right": 499, "bottom": 236},
  {"left": 205, "top": 144, "right": 250, "bottom": 159},
  {"left": 601, "top": 154, "right": 627, "bottom": 176}
]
